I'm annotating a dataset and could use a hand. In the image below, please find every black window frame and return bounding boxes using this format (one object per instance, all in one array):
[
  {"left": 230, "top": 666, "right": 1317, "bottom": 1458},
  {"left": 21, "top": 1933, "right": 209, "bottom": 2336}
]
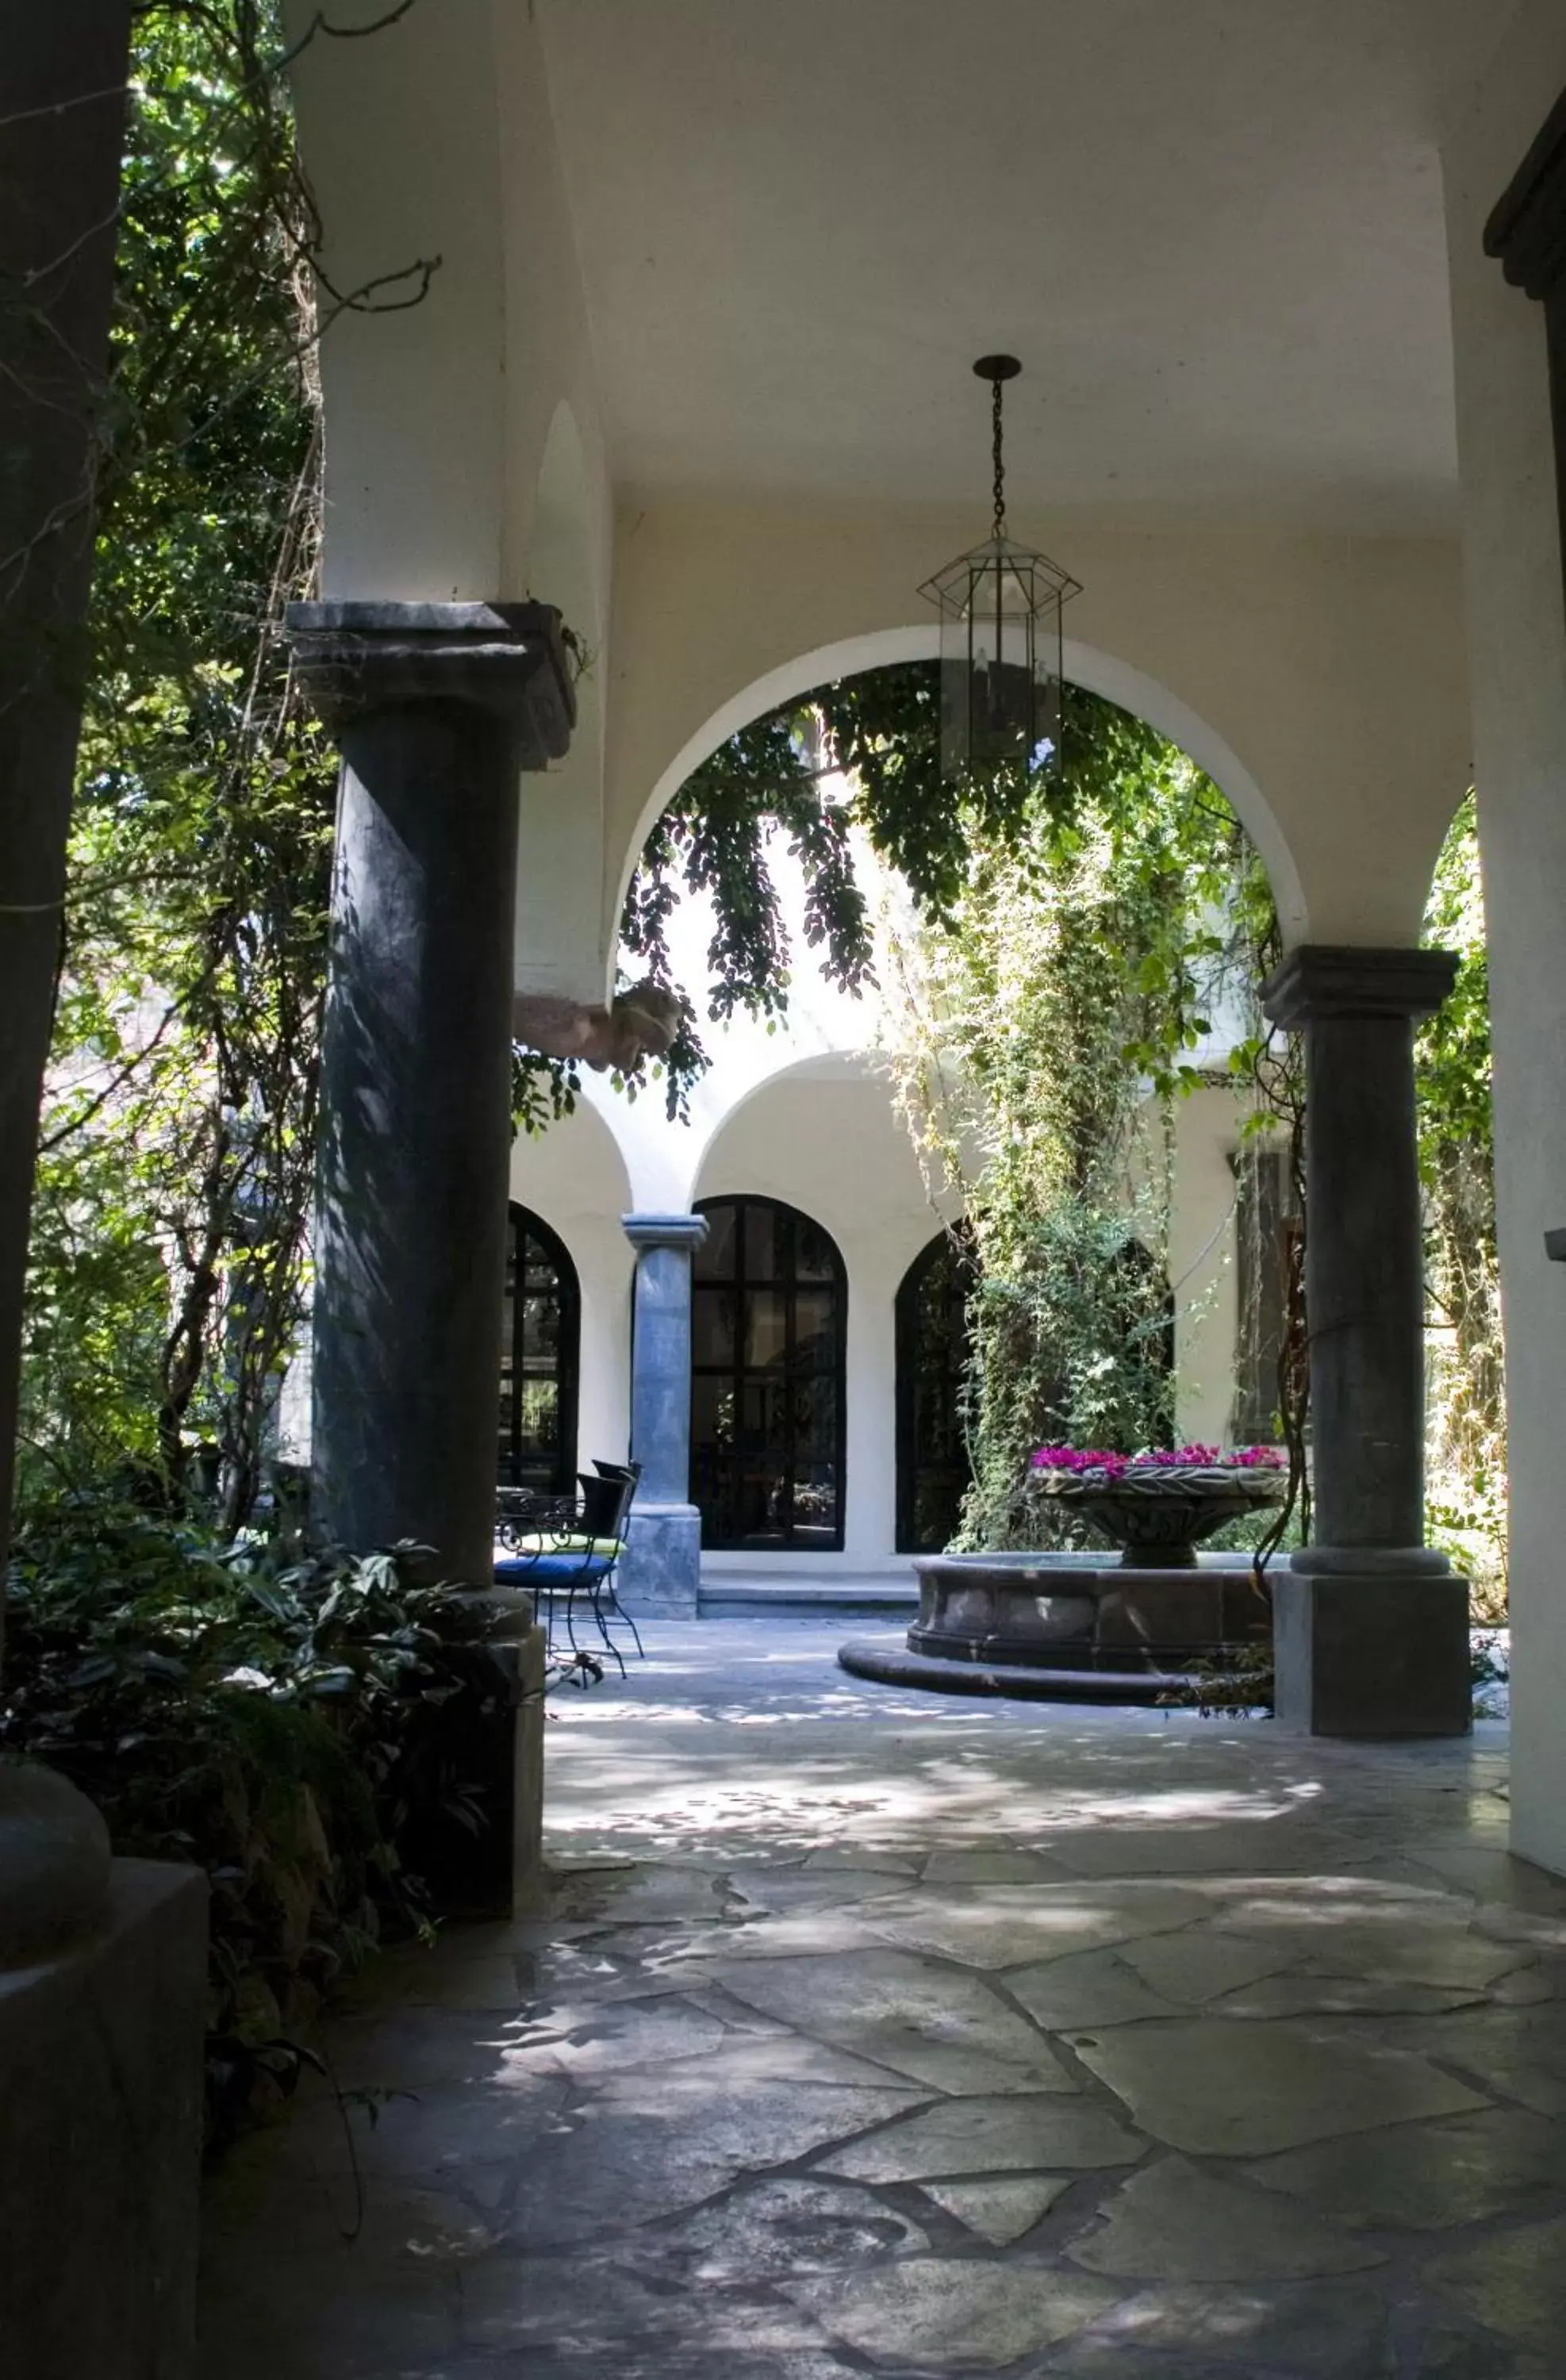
[
  {"left": 497, "top": 1203, "right": 580, "bottom": 1495},
  {"left": 690, "top": 1193, "right": 847, "bottom": 1553},
  {"left": 895, "top": 1228, "right": 977, "bottom": 1553}
]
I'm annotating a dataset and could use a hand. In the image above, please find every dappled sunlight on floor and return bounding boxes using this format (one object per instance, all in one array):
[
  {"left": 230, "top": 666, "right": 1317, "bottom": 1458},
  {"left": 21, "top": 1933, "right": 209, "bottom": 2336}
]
[{"left": 199, "top": 1618, "right": 1560, "bottom": 2379}]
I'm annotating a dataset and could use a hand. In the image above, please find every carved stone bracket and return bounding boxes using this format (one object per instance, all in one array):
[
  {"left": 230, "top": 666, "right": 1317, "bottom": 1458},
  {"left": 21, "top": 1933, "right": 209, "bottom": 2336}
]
[
  {"left": 1485, "top": 86, "right": 1566, "bottom": 300},
  {"left": 512, "top": 981, "right": 683, "bottom": 1073},
  {"left": 1486, "top": 87, "right": 1566, "bottom": 653}
]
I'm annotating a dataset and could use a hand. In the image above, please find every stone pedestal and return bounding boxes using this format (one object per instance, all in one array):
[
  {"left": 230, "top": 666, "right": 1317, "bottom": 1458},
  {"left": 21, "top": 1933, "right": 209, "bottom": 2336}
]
[
  {"left": 618, "top": 1213, "right": 708, "bottom": 1614},
  {"left": 401, "top": 1602, "right": 548, "bottom": 1916},
  {"left": 0, "top": 1856, "right": 208, "bottom": 2380},
  {"left": 1262, "top": 946, "right": 1469, "bottom": 1737},
  {"left": 287, "top": 602, "right": 573, "bottom": 1583},
  {"left": 1272, "top": 1565, "right": 1472, "bottom": 1738}
]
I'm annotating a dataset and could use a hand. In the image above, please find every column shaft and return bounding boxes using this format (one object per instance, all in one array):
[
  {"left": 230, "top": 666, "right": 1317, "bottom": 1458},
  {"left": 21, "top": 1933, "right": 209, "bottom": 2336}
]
[
  {"left": 620, "top": 1212, "right": 708, "bottom": 1613},
  {"left": 631, "top": 1242, "right": 697, "bottom": 1504},
  {"left": 1301, "top": 1011, "right": 1426, "bottom": 1549},
  {"left": 313, "top": 703, "right": 519, "bottom": 1580},
  {"left": 289, "top": 601, "right": 573, "bottom": 1583},
  {"left": 1262, "top": 945, "right": 1468, "bottom": 1738}
]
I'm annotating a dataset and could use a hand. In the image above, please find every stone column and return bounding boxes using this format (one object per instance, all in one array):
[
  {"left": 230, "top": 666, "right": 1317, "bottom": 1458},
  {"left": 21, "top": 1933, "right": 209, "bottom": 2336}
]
[
  {"left": 1261, "top": 946, "right": 1469, "bottom": 1737},
  {"left": 618, "top": 1212, "right": 709, "bottom": 1614},
  {"left": 287, "top": 602, "right": 573, "bottom": 1582}
]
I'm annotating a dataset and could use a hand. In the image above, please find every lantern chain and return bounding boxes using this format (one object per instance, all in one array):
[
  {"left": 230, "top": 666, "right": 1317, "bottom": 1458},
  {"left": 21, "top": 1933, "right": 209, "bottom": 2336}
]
[{"left": 992, "top": 372, "right": 1007, "bottom": 539}]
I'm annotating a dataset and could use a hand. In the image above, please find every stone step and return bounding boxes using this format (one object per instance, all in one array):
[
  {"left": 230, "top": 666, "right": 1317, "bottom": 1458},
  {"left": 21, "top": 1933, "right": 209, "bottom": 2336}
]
[{"left": 698, "top": 1572, "right": 919, "bottom": 1618}]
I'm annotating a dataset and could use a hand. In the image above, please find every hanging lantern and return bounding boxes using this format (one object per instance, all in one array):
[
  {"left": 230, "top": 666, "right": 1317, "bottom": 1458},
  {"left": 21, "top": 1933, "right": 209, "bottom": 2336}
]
[{"left": 918, "top": 355, "right": 1081, "bottom": 786}]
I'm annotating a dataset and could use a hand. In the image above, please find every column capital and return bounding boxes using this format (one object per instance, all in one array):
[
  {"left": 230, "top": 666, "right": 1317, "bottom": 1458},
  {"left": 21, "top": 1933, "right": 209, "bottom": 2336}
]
[
  {"left": 286, "top": 599, "right": 574, "bottom": 762},
  {"left": 1261, "top": 944, "right": 1459, "bottom": 1031},
  {"left": 622, "top": 1211, "right": 709, "bottom": 1255},
  {"left": 1485, "top": 85, "right": 1566, "bottom": 301}
]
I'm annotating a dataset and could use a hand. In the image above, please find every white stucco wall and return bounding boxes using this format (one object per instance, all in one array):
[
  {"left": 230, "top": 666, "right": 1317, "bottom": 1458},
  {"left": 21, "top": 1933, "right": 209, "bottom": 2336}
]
[
  {"left": 1168, "top": 1088, "right": 1245, "bottom": 1450},
  {"left": 1444, "top": 5, "right": 1566, "bottom": 1877}
]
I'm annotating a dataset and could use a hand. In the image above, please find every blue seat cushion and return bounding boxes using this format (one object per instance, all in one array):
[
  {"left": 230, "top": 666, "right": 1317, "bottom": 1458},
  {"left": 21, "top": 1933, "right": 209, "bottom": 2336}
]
[{"left": 494, "top": 1553, "right": 615, "bottom": 1584}]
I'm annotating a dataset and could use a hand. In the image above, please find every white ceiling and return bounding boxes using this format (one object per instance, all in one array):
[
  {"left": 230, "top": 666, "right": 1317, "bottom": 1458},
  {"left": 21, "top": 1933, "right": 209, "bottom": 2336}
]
[{"left": 535, "top": 0, "right": 1521, "bottom": 533}]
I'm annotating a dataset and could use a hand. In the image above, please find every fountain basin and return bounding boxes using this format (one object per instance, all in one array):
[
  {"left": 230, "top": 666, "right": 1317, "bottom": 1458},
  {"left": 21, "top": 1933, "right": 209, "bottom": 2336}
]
[
  {"left": 1031, "top": 1464, "right": 1286, "bottom": 1567},
  {"left": 839, "top": 1549, "right": 1271, "bottom": 1704}
]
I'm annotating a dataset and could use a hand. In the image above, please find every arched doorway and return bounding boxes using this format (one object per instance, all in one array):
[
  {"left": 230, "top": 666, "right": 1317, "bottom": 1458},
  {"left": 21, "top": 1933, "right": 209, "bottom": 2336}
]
[
  {"left": 896, "top": 1230, "right": 976, "bottom": 1553},
  {"left": 691, "top": 1195, "right": 846, "bottom": 1550},
  {"left": 497, "top": 1205, "right": 579, "bottom": 1494}
]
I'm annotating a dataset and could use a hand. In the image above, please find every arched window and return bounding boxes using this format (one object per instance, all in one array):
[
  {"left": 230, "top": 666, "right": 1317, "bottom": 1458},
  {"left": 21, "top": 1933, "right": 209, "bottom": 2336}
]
[
  {"left": 896, "top": 1230, "right": 976, "bottom": 1553},
  {"left": 691, "top": 1196, "right": 846, "bottom": 1551},
  {"left": 497, "top": 1205, "right": 579, "bottom": 1495}
]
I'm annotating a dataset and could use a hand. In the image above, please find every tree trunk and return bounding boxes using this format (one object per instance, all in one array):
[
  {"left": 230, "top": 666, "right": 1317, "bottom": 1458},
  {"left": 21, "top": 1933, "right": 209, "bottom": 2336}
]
[{"left": 0, "top": 3, "right": 134, "bottom": 1603}]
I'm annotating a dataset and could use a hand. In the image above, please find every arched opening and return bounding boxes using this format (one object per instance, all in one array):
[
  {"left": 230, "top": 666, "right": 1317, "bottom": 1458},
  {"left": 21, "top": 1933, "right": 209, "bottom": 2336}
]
[
  {"left": 690, "top": 1195, "right": 846, "bottom": 1552},
  {"left": 613, "top": 624, "right": 1307, "bottom": 949},
  {"left": 497, "top": 1204, "right": 580, "bottom": 1495},
  {"left": 895, "top": 1230, "right": 976, "bottom": 1553}
]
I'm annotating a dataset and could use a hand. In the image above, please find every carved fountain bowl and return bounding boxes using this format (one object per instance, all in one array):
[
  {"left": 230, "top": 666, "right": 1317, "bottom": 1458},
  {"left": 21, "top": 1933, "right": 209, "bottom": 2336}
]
[{"left": 1034, "top": 1464, "right": 1287, "bottom": 1568}]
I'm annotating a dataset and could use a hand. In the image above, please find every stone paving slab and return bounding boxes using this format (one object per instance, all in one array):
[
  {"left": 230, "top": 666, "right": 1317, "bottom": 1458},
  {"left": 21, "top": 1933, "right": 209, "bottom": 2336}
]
[{"left": 198, "top": 1618, "right": 1562, "bottom": 2379}]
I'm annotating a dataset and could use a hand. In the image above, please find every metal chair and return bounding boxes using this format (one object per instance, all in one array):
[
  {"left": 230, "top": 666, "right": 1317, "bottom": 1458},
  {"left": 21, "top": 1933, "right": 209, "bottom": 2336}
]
[
  {"left": 493, "top": 1466, "right": 640, "bottom": 1676},
  {"left": 580, "top": 1464, "right": 645, "bottom": 1664}
]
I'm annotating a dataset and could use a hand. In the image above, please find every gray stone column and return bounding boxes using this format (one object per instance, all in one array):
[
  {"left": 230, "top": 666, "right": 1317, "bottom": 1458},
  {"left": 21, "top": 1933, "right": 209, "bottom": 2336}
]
[
  {"left": 618, "top": 1212, "right": 709, "bottom": 1614},
  {"left": 288, "top": 602, "right": 573, "bottom": 1582},
  {"left": 1261, "top": 946, "right": 1469, "bottom": 1737}
]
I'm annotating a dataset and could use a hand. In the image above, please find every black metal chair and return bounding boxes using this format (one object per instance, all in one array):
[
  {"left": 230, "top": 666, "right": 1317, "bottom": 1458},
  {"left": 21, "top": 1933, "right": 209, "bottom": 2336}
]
[
  {"left": 581, "top": 1464, "right": 645, "bottom": 1664},
  {"left": 493, "top": 1465, "right": 641, "bottom": 1676}
]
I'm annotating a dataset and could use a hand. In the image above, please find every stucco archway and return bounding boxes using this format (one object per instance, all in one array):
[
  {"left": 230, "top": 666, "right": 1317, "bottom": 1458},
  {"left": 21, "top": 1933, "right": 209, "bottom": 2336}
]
[{"left": 612, "top": 625, "right": 1308, "bottom": 946}]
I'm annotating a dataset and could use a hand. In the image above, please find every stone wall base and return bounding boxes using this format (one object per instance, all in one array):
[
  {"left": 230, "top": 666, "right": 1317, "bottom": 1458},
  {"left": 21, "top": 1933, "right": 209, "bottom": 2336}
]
[
  {"left": 0, "top": 1857, "right": 207, "bottom": 2379},
  {"left": 1273, "top": 1568, "right": 1472, "bottom": 1737},
  {"left": 617, "top": 1503, "right": 701, "bottom": 1614}
]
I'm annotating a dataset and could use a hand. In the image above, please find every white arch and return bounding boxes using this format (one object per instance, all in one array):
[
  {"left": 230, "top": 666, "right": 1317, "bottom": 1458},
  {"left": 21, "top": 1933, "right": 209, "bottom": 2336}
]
[
  {"left": 689, "top": 1049, "right": 895, "bottom": 1209},
  {"left": 615, "top": 624, "right": 1309, "bottom": 945}
]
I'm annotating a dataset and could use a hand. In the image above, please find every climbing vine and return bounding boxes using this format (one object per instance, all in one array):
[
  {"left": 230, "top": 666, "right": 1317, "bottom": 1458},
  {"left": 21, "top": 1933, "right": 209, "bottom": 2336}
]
[{"left": 873, "top": 701, "right": 1272, "bottom": 1546}]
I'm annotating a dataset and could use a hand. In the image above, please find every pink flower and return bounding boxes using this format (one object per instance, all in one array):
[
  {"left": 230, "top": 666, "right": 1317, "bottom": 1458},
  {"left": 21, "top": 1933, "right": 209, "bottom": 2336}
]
[{"left": 1030, "top": 1442, "right": 1285, "bottom": 1474}]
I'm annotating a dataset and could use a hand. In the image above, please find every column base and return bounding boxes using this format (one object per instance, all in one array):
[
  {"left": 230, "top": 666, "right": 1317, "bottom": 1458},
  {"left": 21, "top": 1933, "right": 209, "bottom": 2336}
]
[
  {"left": 1273, "top": 1560, "right": 1472, "bottom": 1738},
  {"left": 397, "top": 1607, "right": 547, "bottom": 1917},
  {"left": 618, "top": 1503, "right": 702, "bottom": 1615}
]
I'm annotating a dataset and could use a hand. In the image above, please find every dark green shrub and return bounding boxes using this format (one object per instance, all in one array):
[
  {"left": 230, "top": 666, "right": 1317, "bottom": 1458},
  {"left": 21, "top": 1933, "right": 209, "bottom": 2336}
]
[{"left": 2, "top": 1505, "right": 506, "bottom": 2129}]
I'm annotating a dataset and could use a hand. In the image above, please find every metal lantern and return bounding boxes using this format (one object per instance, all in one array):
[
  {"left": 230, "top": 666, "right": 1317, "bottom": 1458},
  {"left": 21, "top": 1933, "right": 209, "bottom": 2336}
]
[{"left": 918, "top": 356, "right": 1081, "bottom": 785}]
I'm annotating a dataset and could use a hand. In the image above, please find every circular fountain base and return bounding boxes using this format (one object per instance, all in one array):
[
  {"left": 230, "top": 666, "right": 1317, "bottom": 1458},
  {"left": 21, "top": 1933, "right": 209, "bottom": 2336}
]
[
  {"left": 839, "top": 1549, "right": 1270, "bottom": 1706},
  {"left": 838, "top": 1634, "right": 1196, "bottom": 1702}
]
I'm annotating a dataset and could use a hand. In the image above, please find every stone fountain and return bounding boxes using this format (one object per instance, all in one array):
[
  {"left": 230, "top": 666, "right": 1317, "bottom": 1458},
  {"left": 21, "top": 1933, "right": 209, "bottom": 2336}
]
[{"left": 839, "top": 1457, "right": 1285, "bottom": 1703}]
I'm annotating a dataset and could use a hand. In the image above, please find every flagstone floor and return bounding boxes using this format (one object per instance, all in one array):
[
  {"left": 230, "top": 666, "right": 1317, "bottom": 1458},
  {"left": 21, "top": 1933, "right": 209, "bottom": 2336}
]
[{"left": 199, "top": 1619, "right": 1566, "bottom": 2378}]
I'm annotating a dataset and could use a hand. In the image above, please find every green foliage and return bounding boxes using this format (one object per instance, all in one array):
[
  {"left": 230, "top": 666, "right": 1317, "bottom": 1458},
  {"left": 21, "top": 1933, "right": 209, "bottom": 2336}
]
[
  {"left": 1418, "top": 793, "right": 1505, "bottom": 1617},
  {"left": 21, "top": 2, "right": 336, "bottom": 1518},
  {"left": 874, "top": 697, "right": 1266, "bottom": 1547},
  {"left": 618, "top": 664, "right": 1257, "bottom": 1121},
  {"left": 620, "top": 707, "right": 874, "bottom": 1118},
  {"left": 2, "top": 1507, "right": 505, "bottom": 2132}
]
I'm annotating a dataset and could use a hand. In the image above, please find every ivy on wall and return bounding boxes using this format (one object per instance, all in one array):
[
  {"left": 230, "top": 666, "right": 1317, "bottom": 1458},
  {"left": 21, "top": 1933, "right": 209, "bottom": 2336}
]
[{"left": 872, "top": 704, "right": 1272, "bottom": 1547}]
